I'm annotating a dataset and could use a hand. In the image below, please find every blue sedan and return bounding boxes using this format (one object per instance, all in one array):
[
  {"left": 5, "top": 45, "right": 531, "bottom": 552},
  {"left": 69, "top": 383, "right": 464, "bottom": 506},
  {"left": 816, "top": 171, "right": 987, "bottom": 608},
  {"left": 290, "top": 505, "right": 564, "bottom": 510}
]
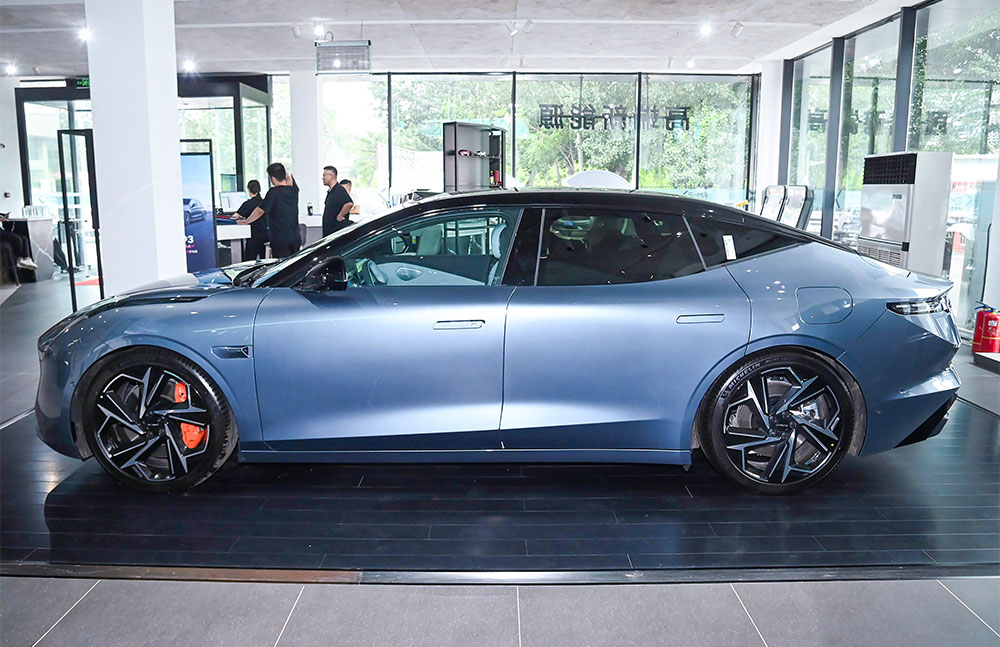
[{"left": 35, "top": 190, "right": 961, "bottom": 494}]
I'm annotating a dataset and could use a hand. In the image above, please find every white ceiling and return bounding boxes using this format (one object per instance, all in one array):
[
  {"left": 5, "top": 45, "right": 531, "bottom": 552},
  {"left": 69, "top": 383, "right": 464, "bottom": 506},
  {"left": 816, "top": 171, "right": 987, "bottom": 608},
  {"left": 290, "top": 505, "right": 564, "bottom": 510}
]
[{"left": 0, "top": 0, "right": 889, "bottom": 76}]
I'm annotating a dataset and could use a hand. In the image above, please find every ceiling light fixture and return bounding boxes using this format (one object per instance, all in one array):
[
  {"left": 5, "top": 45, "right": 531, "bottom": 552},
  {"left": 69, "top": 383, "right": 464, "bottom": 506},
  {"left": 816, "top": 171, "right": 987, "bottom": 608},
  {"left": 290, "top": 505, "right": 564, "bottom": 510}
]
[
  {"left": 314, "top": 22, "right": 325, "bottom": 38},
  {"left": 78, "top": 27, "right": 91, "bottom": 42},
  {"left": 4, "top": 63, "right": 16, "bottom": 75},
  {"left": 667, "top": 56, "right": 675, "bottom": 69},
  {"left": 182, "top": 59, "right": 196, "bottom": 73},
  {"left": 686, "top": 58, "right": 695, "bottom": 68},
  {"left": 505, "top": 21, "right": 518, "bottom": 36},
  {"left": 952, "top": 67, "right": 963, "bottom": 75},
  {"left": 522, "top": 19, "right": 534, "bottom": 34},
  {"left": 699, "top": 23, "right": 712, "bottom": 36},
  {"left": 731, "top": 22, "right": 744, "bottom": 38},
  {"left": 291, "top": 24, "right": 302, "bottom": 38}
]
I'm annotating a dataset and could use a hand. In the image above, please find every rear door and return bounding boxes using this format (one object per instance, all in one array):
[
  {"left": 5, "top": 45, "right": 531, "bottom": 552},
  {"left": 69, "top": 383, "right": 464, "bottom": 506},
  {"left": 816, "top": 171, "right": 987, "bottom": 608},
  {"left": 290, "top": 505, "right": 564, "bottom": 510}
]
[{"left": 499, "top": 206, "right": 751, "bottom": 453}]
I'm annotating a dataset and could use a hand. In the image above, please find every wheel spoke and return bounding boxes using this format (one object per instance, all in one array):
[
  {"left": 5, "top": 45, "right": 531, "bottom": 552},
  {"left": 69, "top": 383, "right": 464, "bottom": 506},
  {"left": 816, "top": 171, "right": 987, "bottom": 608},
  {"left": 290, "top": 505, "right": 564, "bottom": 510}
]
[
  {"left": 152, "top": 404, "right": 209, "bottom": 427},
  {"left": 108, "top": 434, "right": 162, "bottom": 470},
  {"left": 745, "top": 381, "right": 771, "bottom": 431},
  {"left": 163, "top": 431, "right": 189, "bottom": 476},
  {"left": 96, "top": 391, "right": 142, "bottom": 434},
  {"left": 771, "top": 375, "right": 818, "bottom": 415},
  {"left": 138, "top": 366, "right": 166, "bottom": 419},
  {"left": 763, "top": 437, "right": 792, "bottom": 483}
]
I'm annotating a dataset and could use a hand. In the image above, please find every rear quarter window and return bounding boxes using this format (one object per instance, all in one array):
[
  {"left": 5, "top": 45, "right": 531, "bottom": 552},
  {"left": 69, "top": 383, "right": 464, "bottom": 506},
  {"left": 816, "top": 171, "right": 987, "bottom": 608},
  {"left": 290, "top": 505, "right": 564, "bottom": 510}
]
[{"left": 685, "top": 214, "right": 801, "bottom": 266}]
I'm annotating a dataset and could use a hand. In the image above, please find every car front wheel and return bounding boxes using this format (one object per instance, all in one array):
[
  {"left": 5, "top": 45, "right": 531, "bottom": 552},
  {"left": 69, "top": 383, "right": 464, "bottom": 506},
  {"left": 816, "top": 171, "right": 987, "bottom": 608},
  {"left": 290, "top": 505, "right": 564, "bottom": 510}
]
[
  {"left": 698, "top": 349, "right": 859, "bottom": 495},
  {"left": 81, "top": 348, "right": 237, "bottom": 492}
]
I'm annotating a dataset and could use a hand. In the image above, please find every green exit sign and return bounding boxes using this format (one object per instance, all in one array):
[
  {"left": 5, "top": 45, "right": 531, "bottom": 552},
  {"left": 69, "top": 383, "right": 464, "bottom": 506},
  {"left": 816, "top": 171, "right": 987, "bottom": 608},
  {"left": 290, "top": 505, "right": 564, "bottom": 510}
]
[{"left": 74, "top": 77, "right": 90, "bottom": 88}]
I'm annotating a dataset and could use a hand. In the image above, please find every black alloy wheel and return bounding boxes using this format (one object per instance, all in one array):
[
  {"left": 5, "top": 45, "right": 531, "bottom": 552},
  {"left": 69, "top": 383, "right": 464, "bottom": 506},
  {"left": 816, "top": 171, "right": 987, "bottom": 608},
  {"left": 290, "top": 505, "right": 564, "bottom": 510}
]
[
  {"left": 82, "top": 349, "right": 237, "bottom": 492},
  {"left": 699, "top": 349, "right": 858, "bottom": 494}
]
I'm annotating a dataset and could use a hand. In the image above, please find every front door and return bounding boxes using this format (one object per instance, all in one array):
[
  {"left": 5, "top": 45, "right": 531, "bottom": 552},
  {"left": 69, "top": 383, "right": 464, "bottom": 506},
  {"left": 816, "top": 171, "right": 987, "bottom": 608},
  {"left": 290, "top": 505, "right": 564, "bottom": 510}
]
[
  {"left": 499, "top": 206, "right": 751, "bottom": 452},
  {"left": 253, "top": 206, "right": 523, "bottom": 451},
  {"left": 56, "top": 129, "right": 104, "bottom": 311}
]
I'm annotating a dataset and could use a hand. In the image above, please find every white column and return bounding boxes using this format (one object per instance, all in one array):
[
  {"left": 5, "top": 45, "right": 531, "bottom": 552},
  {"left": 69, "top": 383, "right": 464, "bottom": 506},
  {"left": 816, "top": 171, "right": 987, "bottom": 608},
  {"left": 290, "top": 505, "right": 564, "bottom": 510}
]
[
  {"left": 84, "top": 0, "right": 185, "bottom": 295},
  {"left": 754, "top": 60, "right": 785, "bottom": 205},
  {"left": 0, "top": 76, "right": 25, "bottom": 216},
  {"left": 289, "top": 71, "right": 323, "bottom": 224}
]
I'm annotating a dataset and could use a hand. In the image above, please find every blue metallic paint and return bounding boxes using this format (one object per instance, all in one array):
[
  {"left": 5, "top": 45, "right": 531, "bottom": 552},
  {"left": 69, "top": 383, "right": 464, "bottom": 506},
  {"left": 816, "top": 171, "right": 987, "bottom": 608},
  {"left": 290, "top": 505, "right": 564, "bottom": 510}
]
[{"left": 34, "top": 191, "right": 961, "bottom": 474}]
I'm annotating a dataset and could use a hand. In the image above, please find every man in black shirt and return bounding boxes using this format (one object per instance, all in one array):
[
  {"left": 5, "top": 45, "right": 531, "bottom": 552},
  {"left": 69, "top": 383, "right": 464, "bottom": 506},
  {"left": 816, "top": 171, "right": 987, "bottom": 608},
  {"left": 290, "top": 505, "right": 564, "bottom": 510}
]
[
  {"left": 238, "top": 162, "right": 301, "bottom": 258},
  {"left": 235, "top": 180, "right": 267, "bottom": 261},
  {"left": 321, "top": 165, "right": 353, "bottom": 237}
]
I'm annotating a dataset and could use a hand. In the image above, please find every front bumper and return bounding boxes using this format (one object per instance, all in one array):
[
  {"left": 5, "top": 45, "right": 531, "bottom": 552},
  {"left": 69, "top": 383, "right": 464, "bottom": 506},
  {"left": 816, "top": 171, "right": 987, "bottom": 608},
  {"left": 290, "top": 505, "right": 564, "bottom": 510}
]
[{"left": 35, "top": 346, "right": 83, "bottom": 459}]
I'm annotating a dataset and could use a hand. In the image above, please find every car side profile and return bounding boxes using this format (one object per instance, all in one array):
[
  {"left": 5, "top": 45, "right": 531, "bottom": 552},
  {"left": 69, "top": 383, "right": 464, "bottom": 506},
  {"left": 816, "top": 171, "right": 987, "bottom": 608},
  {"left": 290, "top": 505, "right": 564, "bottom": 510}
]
[{"left": 35, "top": 190, "right": 961, "bottom": 494}]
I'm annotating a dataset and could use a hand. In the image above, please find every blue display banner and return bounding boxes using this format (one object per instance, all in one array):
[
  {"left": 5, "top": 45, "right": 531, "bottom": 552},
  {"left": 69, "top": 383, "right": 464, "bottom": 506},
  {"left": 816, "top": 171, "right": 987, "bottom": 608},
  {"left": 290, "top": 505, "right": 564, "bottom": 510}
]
[{"left": 180, "top": 152, "right": 217, "bottom": 272}]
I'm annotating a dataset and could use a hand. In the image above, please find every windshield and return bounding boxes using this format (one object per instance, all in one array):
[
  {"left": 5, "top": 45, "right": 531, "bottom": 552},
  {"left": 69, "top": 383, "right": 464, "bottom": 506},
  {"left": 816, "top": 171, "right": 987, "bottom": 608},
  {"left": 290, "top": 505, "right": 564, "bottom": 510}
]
[{"left": 251, "top": 203, "right": 409, "bottom": 287}]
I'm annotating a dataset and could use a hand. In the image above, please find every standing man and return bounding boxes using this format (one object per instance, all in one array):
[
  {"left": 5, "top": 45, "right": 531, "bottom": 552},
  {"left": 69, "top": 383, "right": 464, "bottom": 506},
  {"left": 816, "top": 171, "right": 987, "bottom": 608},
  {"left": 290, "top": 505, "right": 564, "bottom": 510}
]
[
  {"left": 237, "top": 163, "right": 301, "bottom": 258},
  {"left": 321, "top": 165, "right": 353, "bottom": 237},
  {"left": 235, "top": 180, "right": 267, "bottom": 261},
  {"left": 339, "top": 179, "right": 361, "bottom": 216}
]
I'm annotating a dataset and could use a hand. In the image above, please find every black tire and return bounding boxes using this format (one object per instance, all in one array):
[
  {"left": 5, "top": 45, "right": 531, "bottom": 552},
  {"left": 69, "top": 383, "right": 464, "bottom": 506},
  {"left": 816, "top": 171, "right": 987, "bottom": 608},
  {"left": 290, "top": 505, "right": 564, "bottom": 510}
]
[
  {"left": 81, "top": 348, "right": 237, "bottom": 493},
  {"left": 698, "top": 348, "right": 858, "bottom": 495}
]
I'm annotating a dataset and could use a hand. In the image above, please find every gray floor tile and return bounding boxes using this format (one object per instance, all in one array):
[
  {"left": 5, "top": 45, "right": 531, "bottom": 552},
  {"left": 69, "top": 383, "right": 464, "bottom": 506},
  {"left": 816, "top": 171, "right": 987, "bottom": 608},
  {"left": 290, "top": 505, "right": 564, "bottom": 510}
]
[
  {"left": 31, "top": 579, "right": 301, "bottom": 647},
  {"left": 276, "top": 584, "right": 518, "bottom": 647},
  {"left": 0, "top": 576, "right": 98, "bottom": 647},
  {"left": 517, "top": 583, "right": 761, "bottom": 647},
  {"left": 734, "top": 579, "right": 1000, "bottom": 647},
  {"left": 940, "top": 577, "right": 1000, "bottom": 634}
]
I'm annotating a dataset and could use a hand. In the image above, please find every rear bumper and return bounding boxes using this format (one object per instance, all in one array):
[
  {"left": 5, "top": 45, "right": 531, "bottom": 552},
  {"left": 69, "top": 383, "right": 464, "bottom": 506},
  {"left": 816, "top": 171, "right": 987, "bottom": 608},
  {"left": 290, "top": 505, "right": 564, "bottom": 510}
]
[{"left": 840, "top": 308, "right": 960, "bottom": 456}]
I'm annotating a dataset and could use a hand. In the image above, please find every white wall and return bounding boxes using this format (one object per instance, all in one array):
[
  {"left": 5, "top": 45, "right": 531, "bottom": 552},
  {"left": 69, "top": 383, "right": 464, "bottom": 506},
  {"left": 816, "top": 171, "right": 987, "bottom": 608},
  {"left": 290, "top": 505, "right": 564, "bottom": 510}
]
[
  {"left": 84, "top": 0, "right": 186, "bottom": 294},
  {"left": 0, "top": 77, "right": 25, "bottom": 217},
  {"left": 754, "top": 61, "right": 785, "bottom": 207}
]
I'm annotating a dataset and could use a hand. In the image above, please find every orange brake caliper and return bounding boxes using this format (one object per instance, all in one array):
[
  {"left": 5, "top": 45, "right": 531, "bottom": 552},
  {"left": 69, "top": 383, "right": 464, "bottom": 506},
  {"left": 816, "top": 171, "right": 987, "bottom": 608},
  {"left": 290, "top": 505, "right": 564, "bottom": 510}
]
[{"left": 173, "top": 382, "right": 205, "bottom": 449}]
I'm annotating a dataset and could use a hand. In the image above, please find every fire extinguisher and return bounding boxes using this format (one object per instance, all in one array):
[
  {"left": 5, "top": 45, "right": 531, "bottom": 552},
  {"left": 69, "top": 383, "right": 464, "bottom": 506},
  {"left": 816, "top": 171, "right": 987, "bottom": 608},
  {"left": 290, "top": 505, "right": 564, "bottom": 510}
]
[{"left": 972, "top": 303, "right": 1000, "bottom": 354}]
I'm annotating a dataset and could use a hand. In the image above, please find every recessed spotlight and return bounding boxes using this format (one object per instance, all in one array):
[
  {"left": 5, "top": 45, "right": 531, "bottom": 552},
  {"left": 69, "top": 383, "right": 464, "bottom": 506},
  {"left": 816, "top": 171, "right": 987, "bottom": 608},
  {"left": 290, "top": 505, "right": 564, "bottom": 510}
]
[
  {"left": 686, "top": 58, "right": 695, "bottom": 68},
  {"left": 952, "top": 67, "right": 963, "bottom": 75},
  {"left": 731, "top": 22, "right": 744, "bottom": 38},
  {"left": 78, "top": 27, "right": 91, "bottom": 41},
  {"left": 291, "top": 24, "right": 302, "bottom": 38},
  {"left": 313, "top": 22, "right": 325, "bottom": 38},
  {"left": 522, "top": 19, "right": 534, "bottom": 34},
  {"left": 4, "top": 63, "right": 16, "bottom": 75},
  {"left": 700, "top": 23, "right": 712, "bottom": 36},
  {"left": 505, "top": 21, "right": 518, "bottom": 36},
  {"left": 182, "top": 59, "right": 196, "bottom": 73}
]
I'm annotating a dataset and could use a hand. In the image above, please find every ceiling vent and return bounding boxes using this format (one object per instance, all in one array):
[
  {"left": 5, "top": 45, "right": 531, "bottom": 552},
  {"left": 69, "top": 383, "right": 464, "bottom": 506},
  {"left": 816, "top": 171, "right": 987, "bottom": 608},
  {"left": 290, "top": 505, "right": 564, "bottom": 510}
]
[{"left": 315, "top": 41, "right": 372, "bottom": 74}]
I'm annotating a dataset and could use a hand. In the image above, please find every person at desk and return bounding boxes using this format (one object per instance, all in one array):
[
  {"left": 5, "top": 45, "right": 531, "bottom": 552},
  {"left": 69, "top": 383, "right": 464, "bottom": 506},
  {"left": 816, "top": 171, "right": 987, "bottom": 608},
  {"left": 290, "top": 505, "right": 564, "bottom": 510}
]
[
  {"left": 321, "top": 165, "right": 353, "bottom": 237},
  {"left": 339, "top": 179, "right": 361, "bottom": 216},
  {"left": 0, "top": 213, "right": 37, "bottom": 271},
  {"left": 236, "top": 180, "right": 267, "bottom": 261},
  {"left": 236, "top": 163, "right": 301, "bottom": 259}
]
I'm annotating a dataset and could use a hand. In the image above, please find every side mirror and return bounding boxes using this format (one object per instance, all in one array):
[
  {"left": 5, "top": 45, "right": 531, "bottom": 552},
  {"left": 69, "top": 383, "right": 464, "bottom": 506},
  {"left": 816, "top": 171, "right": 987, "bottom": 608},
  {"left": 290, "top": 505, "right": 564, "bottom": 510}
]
[{"left": 296, "top": 256, "right": 348, "bottom": 292}]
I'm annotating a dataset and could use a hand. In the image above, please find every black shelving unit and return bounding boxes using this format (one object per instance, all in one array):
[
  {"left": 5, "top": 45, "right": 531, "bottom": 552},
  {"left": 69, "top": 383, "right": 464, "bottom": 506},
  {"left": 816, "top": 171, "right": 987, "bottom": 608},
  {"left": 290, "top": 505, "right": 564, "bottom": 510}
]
[{"left": 443, "top": 121, "right": 506, "bottom": 192}]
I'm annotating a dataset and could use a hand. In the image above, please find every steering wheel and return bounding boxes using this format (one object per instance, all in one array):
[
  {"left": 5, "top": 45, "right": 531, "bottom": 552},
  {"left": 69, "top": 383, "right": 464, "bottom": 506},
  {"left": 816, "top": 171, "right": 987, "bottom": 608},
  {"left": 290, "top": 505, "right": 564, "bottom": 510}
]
[{"left": 362, "top": 259, "right": 387, "bottom": 286}]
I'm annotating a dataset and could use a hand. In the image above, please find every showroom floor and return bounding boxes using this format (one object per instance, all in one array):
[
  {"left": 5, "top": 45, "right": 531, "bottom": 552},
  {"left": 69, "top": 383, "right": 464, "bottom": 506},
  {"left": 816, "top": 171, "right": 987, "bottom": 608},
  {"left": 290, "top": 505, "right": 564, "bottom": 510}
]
[{"left": 2, "top": 279, "right": 999, "bottom": 645}]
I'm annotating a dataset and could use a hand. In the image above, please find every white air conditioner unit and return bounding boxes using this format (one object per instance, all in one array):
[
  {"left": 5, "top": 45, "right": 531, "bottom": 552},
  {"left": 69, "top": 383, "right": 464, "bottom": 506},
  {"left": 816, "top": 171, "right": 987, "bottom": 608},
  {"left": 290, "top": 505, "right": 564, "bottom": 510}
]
[
  {"left": 857, "top": 151, "right": 953, "bottom": 276},
  {"left": 315, "top": 40, "right": 372, "bottom": 74}
]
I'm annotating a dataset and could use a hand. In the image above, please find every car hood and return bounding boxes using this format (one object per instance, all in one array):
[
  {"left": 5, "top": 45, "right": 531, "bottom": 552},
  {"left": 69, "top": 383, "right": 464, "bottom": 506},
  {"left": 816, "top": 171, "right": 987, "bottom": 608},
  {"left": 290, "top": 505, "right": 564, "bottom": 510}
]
[{"left": 122, "top": 259, "right": 280, "bottom": 295}]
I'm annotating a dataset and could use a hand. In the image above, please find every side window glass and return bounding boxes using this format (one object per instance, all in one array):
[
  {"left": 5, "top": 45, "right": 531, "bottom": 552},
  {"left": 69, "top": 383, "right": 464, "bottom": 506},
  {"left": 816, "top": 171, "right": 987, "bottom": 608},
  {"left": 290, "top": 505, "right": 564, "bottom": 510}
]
[
  {"left": 536, "top": 208, "right": 702, "bottom": 286},
  {"left": 685, "top": 214, "right": 800, "bottom": 267},
  {"left": 342, "top": 207, "right": 521, "bottom": 287}
]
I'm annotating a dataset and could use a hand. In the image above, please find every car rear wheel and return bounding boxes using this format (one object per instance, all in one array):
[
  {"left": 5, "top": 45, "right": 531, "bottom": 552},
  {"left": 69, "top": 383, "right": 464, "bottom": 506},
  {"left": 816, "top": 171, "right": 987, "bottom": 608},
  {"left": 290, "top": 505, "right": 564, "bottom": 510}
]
[
  {"left": 81, "top": 348, "right": 237, "bottom": 492},
  {"left": 698, "top": 349, "right": 858, "bottom": 495}
]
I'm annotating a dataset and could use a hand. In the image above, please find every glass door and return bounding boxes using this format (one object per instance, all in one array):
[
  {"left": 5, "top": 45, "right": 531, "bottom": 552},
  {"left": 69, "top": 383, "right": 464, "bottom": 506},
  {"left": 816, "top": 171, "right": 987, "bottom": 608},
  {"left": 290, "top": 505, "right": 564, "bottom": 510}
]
[{"left": 57, "top": 129, "right": 104, "bottom": 310}]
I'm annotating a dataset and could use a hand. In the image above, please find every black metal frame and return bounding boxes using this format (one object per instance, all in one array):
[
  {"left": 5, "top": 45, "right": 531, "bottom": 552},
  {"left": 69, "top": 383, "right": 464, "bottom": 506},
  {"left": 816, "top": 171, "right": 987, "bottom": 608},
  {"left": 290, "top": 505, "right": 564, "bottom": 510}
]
[
  {"left": 56, "top": 128, "right": 104, "bottom": 311},
  {"left": 16, "top": 76, "right": 271, "bottom": 208}
]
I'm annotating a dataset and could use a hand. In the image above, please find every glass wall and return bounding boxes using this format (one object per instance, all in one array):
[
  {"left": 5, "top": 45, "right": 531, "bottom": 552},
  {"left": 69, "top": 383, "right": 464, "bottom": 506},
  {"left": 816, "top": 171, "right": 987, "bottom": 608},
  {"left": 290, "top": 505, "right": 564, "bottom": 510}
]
[
  {"left": 270, "top": 76, "right": 292, "bottom": 168},
  {"left": 177, "top": 95, "right": 237, "bottom": 202},
  {"left": 835, "top": 19, "right": 900, "bottom": 248},
  {"left": 789, "top": 48, "right": 832, "bottom": 234},
  {"left": 23, "top": 99, "right": 91, "bottom": 210},
  {"left": 908, "top": 0, "right": 1000, "bottom": 329},
  {"left": 639, "top": 75, "right": 752, "bottom": 206},
  {"left": 321, "top": 76, "right": 389, "bottom": 215},
  {"left": 241, "top": 96, "right": 269, "bottom": 192},
  {"left": 390, "top": 74, "right": 512, "bottom": 197},
  {"left": 514, "top": 74, "right": 636, "bottom": 188}
]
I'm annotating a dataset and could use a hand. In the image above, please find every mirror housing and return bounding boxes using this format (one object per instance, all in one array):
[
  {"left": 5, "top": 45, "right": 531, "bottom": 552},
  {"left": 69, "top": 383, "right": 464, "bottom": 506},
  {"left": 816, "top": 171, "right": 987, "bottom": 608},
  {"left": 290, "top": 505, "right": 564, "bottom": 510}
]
[{"left": 296, "top": 256, "right": 348, "bottom": 292}]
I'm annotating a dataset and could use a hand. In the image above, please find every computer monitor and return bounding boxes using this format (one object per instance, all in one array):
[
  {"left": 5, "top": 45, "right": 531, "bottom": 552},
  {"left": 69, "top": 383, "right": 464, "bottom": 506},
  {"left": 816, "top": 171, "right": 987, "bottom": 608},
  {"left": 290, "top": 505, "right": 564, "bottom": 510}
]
[{"left": 219, "top": 191, "right": 247, "bottom": 213}]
